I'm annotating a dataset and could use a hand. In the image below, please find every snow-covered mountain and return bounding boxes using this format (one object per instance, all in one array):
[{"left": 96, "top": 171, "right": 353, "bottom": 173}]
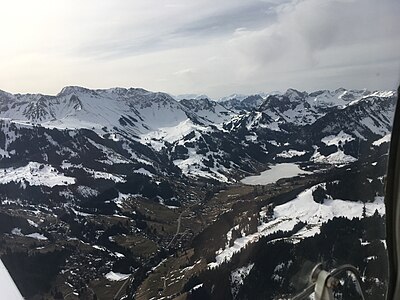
[
  {"left": 0, "top": 86, "right": 394, "bottom": 222},
  {"left": 220, "top": 94, "right": 266, "bottom": 112},
  {"left": 173, "top": 93, "right": 211, "bottom": 101},
  {"left": 0, "top": 86, "right": 395, "bottom": 183},
  {"left": 227, "top": 88, "right": 394, "bottom": 131},
  {"left": 180, "top": 97, "right": 236, "bottom": 124},
  {"left": 0, "top": 85, "right": 396, "bottom": 299},
  {"left": 0, "top": 87, "right": 200, "bottom": 135}
]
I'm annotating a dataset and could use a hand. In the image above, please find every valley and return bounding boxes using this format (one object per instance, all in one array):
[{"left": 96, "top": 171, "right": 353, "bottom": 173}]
[{"left": 0, "top": 86, "right": 395, "bottom": 299}]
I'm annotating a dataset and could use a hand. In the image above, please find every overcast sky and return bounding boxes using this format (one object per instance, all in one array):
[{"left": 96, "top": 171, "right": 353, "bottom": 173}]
[{"left": 0, "top": 0, "right": 399, "bottom": 98}]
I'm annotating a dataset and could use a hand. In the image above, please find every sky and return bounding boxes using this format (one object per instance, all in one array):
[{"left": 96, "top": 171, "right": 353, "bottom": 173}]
[{"left": 0, "top": 0, "right": 399, "bottom": 98}]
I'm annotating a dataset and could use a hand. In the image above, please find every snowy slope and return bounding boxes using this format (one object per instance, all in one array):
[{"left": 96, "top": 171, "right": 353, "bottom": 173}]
[
  {"left": 209, "top": 184, "right": 384, "bottom": 268},
  {"left": 180, "top": 98, "right": 236, "bottom": 124},
  {"left": 0, "top": 87, "right": 195, "bottom": 135},
  {"left": 220, "top": 94, "right": 266, "bottom": 112},
  {"left": 235, "top": 88, "right": 395, "bottom": 131},
  {"left": 310, "top": 94, "right": 394, "bottom": 139},
  {"left": 0, "top": 162, "right": 75, "bottom": 188},
  {"left": 173, "top": 93, "right": 211, "bottom": 101}
]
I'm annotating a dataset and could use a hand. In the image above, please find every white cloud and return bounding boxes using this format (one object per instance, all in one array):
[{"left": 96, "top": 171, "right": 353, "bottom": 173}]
[{"left": 0, "top": 0, "right": 399, "bottom": 97}]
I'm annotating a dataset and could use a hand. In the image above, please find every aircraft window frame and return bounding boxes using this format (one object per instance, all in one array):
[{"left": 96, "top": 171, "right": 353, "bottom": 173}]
[{"left": 384, "top": 85, "right": 400, "bottom": 300}]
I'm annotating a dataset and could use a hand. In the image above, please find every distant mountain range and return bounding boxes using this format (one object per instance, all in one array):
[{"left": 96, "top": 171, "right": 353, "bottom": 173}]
[{"left": 0, "top": 86, "right": 394, "bottom": 181}]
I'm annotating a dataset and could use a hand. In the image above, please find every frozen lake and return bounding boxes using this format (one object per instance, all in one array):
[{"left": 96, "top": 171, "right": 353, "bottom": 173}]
[{"left": 241, "top": 163, "right": 312, "bottom": 185}]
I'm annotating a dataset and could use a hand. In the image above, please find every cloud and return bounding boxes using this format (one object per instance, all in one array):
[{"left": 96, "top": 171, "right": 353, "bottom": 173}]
[
  {"left": 173, "top": 68, "right": 195, "bottom": 76},
  {"left": 0, "top": 0, "right": 399, "bottom": 97},
  {"left": 71, "top": 0, "right": 284, "bottom": 59},
  {"left": 228, "top": 0, "right": 400, "bottom": 91}
]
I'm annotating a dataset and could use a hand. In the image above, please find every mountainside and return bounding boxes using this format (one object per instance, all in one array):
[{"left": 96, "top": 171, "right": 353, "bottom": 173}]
[
  {"left": 0, "top": 86, "right": 396, "bottom": 300},
  {"left": 0, "top": 87, "right": 394, "bottom": 170}
]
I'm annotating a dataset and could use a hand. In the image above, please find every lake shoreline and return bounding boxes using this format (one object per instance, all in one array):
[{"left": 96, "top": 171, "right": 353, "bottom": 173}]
[{"left": 241, "top": 163, "right": 312, "bottom": 185}]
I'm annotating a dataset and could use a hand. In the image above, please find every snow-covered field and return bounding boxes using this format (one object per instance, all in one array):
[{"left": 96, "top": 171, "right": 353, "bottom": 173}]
[
  {"left": 240, "top": 163, "right": 311, "bottom": 185},
  {"left": 0, "top": 162, "right": 75, "bottom": 188},
  {"left": 321, "top": 131, "right": 355, "bottom": 146}
]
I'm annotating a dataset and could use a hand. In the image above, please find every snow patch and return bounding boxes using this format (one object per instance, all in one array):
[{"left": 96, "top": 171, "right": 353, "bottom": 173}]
[
  {"left": 311, "top": 148, "right": 356, "bottom": 165},
  {"left": 11, "top": 228, "right": 48, "bottom": 240},
  {"left": 105, "top": 271, "right": 130, "bottom": 281},
  {"left": 373, "top": 134, "right": 391, "bottom": 146},
  {"left": 133, "top": 168, "right": 154, "bottom": 177},
  {"left": 0, "top": 162, "right": 75, "bottom": 187},
  {"left": 321, "top": 131, "right": 354, "bottom": 146},
  {"left": 27, "top": 219, "right": 39, "bottom": 227},
  {"left": 276, "top": 149, "right": 306, "bottom": 158},
  {"left": 26, "top": 233, "right": 48, "bottom": 240},
  {"left": 231, "top": 263, "right": 254, "bottom": 299},
  {"left": 191, "top": 283, "right": 204, "bottom": 291}
]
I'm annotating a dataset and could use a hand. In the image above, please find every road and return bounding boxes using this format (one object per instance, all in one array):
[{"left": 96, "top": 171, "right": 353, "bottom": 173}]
[{"left": 166, "top": 210, "right": 184, "bottom": 249}]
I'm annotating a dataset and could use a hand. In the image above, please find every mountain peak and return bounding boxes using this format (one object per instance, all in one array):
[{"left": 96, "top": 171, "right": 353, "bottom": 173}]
[
  {"left": 284, "top": 88, "right": 306, "bottom": 98},
  {"left": 180, "top": 97, "right": 215, "bottom": 112},
  {"left": 218, "top": 93, "right": 248, "bottom": 102},
  {"left": 174, "top": 94, "right": 210, "bottom": 101},
  {"left": 58, "top": 86, "right": 98, "bottom": 97}
]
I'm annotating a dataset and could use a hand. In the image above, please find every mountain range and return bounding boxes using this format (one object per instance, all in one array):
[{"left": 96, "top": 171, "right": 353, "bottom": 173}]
[{"left": 0, "top": 86, "right": 396, "bottom": 299}]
